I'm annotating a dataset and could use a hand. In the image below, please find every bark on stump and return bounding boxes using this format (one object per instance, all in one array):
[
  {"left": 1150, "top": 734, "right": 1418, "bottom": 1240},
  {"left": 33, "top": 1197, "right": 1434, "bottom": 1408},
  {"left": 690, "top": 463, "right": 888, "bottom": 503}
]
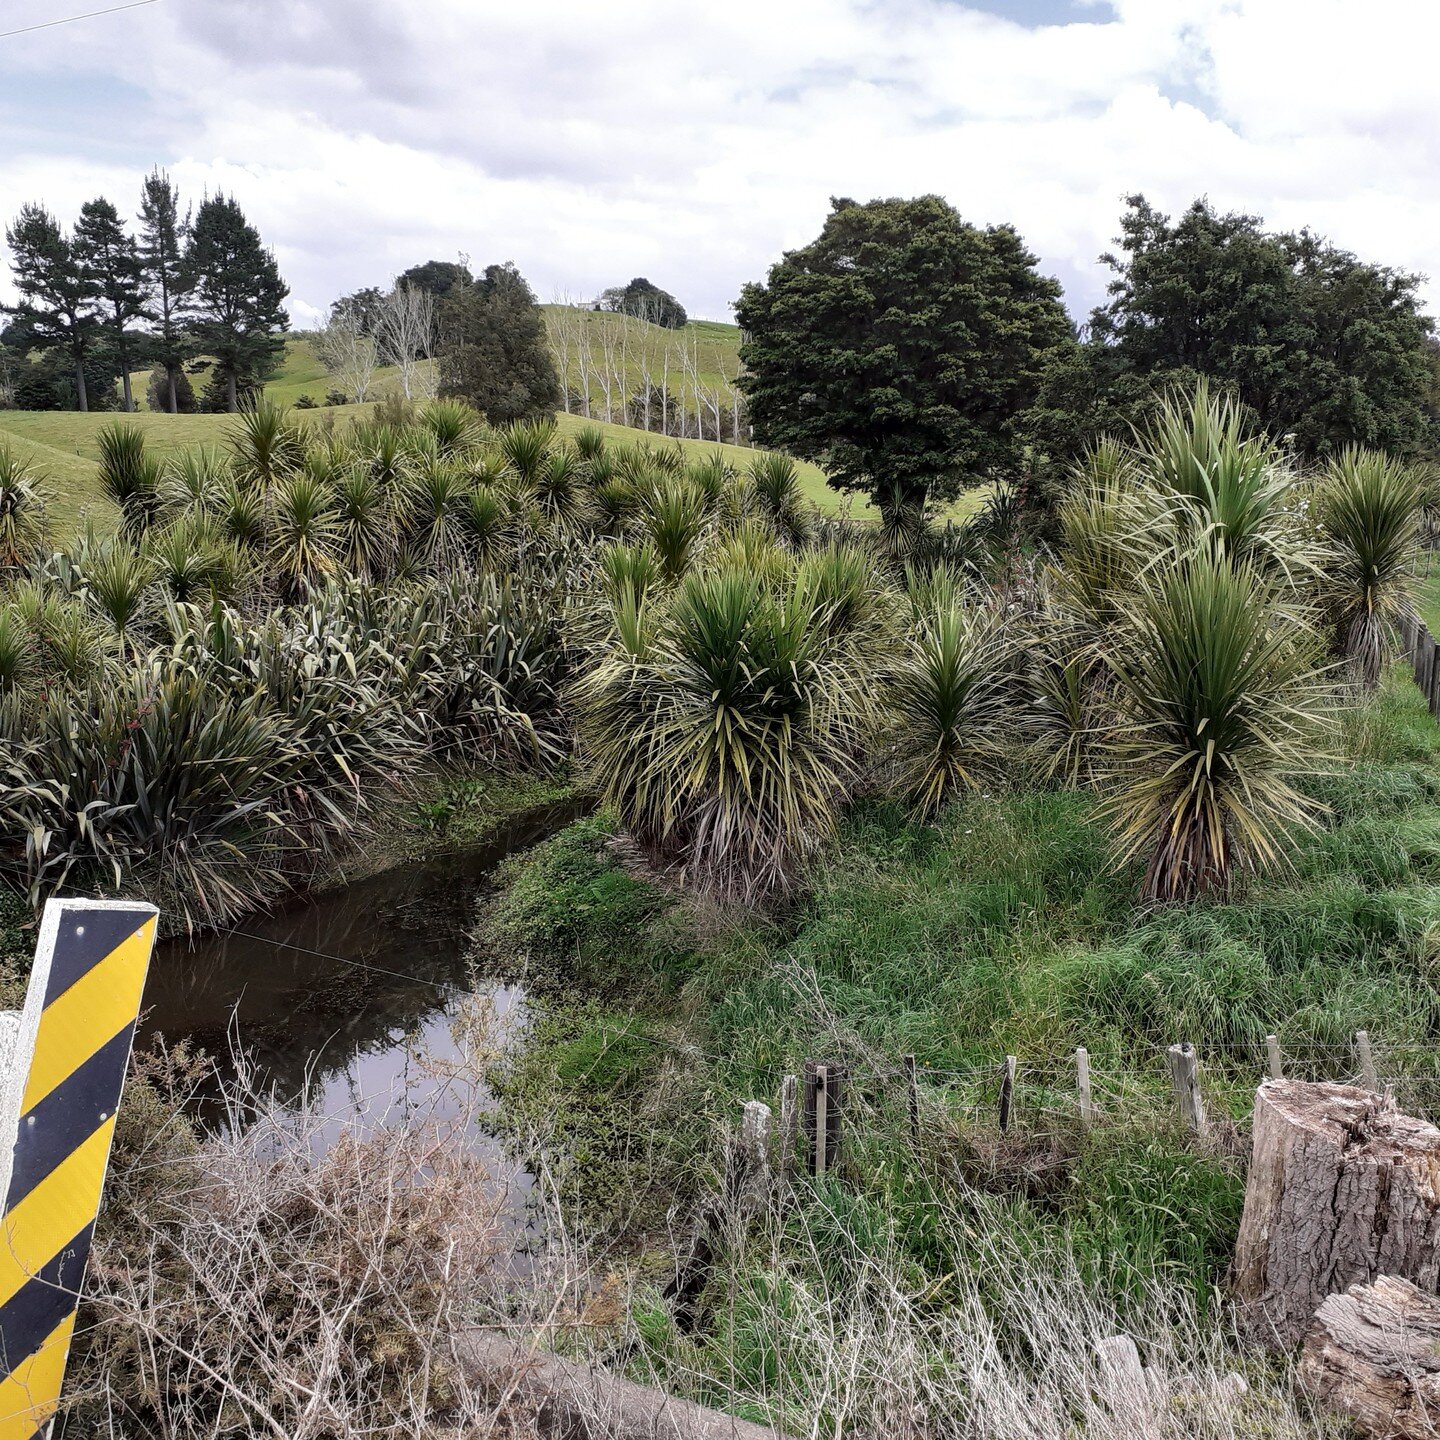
[
  {"left": 1300, "top": 1276, "right": 1440, "bottom": 1438},
  {"left": 1234, "top": 1080, "right": 1440, "bottom": 1349}
]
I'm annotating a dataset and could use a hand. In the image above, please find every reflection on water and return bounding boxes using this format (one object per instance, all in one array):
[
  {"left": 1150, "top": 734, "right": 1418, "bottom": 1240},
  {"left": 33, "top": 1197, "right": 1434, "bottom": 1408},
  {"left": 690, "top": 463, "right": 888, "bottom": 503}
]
[{"left": 137, "top": 802, "right": 578, "bottom": 1136}]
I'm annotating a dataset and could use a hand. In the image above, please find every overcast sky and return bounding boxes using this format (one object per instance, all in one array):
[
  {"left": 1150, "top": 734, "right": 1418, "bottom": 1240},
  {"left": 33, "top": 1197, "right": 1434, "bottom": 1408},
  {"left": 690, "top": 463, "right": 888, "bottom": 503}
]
[{"left": 3, "top": 0, "right": 1439, "bottom": 328}]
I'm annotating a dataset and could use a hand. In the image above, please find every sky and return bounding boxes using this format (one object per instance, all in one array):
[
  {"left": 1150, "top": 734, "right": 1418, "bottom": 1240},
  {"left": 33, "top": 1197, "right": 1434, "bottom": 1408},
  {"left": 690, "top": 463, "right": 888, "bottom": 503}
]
[{"left": 3, "top": 0, "right": 1440, "bottom": 328}]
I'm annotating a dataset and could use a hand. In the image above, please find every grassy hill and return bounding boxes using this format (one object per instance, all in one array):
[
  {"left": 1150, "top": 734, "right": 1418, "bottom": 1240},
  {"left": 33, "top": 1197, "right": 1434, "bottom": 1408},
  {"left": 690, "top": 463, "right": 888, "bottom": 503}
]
[
  {"left": 127, "top": 339, "right": 420, "bottom": 412},
  {"left": 5, "top": 337, "right": 986, "bottom": 534},
  {"left": 541, "top": 306, "right": 743, "bottom": 416}
]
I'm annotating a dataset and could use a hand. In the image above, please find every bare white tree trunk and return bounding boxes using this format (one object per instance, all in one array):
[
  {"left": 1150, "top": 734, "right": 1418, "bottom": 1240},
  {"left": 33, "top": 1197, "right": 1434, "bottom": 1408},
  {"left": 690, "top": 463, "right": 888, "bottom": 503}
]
[
  {"left": 315, "top": 302, "right": 379, "bottom": 403},
  {"left": 660, "top": 332, "right": 673, "bottom": 436},
  {"left": 616, "top": 315, "right": 631, "bottom": 427},
  {"left": 548, "top": 296, "right": 577, "bottom": 414},
  {"left": 595, "top": 313, "right": 619, "bottom": 424},
  {"left": 374, "top": 284, "right": 437, "bottom": 401},
  {"left": 574, "top": 315, "right": 595, "bottom": 419},
  {"left": 679, "top": 331, "right": 704, "bottom": 439}
]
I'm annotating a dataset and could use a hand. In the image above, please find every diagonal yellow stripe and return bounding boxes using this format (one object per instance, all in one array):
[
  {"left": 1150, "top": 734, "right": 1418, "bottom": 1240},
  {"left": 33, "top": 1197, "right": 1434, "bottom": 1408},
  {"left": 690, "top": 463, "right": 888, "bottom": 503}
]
[
  {"left": 0, "top": 1309, "right": 73, "bottom": 1437},
  {"left": 22, "top": 918, "right": 154, "bottom": 1114},
  {"left": 0, "top": 1119, "right": 113, "bottom": 1312}
]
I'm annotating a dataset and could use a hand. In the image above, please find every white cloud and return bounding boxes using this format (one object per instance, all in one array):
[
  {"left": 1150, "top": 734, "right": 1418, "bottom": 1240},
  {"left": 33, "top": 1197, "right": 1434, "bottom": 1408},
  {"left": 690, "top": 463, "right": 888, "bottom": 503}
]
[{"left": 2, "top": 0, "right": 1440, "bottom": 326}]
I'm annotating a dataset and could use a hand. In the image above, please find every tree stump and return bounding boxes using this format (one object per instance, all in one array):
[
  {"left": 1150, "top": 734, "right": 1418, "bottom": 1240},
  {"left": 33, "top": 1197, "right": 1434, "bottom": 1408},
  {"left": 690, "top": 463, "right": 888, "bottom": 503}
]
[
  {"left": 1300, "top": 1276, "right": 1440, "bottom": 1438},
  {"left": 1234, "top": 1080, "right": 1440, "bottom": 1349}
]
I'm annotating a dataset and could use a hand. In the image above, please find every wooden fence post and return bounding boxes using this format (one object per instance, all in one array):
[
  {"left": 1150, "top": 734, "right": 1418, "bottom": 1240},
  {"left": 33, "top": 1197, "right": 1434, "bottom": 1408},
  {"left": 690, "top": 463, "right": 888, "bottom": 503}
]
[
  {"left": 1167, "top": 1042, "right": 1208, "bottom": 1136},
  {"left": 1076, "top": 1046, "right": 1093, "bottom": 1125},
  {"left": 1356, "top": 1031, "right": 1379, "bottom": 1092},
  {"left": 998, "top": 1055, "right": 1016, "bottom": 1133},
  {"left": 814, "top": 1066, "right": 829, "bottom": 1174},
  {"left": 802, "top": 1059, "right": 845, "bottom": 1178},
  {"left": 777, "top": 1074, "right": 798, "bottom": 1182},
  {"left": 739, "top": 1101, "right": 772, "bottom": 1197},
  {"left": 1266, "top": 1034, "right": 1283, "bottom": 1081},
  {"left": 903, "top": 1054, "right": 919, "bottom": 1151}
]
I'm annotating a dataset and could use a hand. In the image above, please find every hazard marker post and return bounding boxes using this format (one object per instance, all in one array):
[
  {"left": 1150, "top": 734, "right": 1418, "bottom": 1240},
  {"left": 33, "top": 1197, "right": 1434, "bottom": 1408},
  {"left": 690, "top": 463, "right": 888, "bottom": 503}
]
[{"left": 0, "top": 898, "right": 158, "bottom": 1439}]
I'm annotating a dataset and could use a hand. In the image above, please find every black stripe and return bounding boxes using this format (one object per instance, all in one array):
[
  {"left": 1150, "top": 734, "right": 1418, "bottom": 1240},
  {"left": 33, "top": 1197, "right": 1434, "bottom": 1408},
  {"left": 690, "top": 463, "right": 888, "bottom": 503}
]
[
  {"left": 42, "top": 907, "right": 152, "bottom": 1006},
  {"left": 6, "top": 1025, "right": 135, "bottom": 1210},
  {"left": 0, "top": 1221, "right": 92, "bottom": 1378}
]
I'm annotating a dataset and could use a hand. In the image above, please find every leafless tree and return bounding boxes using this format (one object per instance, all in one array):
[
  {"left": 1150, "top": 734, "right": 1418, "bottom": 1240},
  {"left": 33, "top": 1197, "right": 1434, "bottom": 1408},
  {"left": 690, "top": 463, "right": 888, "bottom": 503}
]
[
  {"left": 547, "top": 293, "right": 585, "bottom": 414},
  {"left": 314, "top": 300, "right": 379, "bottom": 404},
  {"left": 374, "top": 283, "right": 438, "bottom": 401}
]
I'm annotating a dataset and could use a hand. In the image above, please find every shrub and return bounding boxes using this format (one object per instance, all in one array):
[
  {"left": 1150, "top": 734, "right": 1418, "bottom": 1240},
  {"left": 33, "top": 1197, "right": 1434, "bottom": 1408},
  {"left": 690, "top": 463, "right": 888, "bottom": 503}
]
[
  {"left": 1100, "top": 554, "right": 1335, "bottom": 903},
  {"left": 0, "top": 446, "right": 49, "bottom": 570},
  {"left": 96, "top": 423, "right": 162, "bottom": 538},
  {"left": 890, "top": 600, "right": 1013, "bottom": 818},
  {"left": 579, "top": 560, "right": 886, "bottom": 900},
  {"left": 145, "top": 364, "right": 196, "bottom": 414},
  {"left": 1312, "top": 446, "right": 1426, "bottom": 690}
]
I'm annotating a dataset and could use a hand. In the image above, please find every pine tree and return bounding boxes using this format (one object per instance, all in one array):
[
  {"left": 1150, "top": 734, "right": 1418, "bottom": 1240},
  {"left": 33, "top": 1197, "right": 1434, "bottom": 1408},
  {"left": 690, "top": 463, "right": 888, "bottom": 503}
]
[
  {"left": 138, "top": 170, "right": 191, "bottom": 414},
  {"left": 4, "top": 204, "right": 98, "bottom": 411},
  {"left": 437, "top": 263, "right": 561, "bottom": 424},
  {"left": 75, "top": 197, "right": 147, "bottom": 411},
  {"left": 183, "top": 195, "right": 289, "bottom": 412}
]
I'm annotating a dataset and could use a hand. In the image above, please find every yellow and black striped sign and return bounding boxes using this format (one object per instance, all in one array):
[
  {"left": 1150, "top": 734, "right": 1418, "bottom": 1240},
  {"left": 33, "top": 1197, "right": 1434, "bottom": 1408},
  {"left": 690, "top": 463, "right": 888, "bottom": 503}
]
[{"left": 0, "top": 899, "right": 157, "bottom": 1440}]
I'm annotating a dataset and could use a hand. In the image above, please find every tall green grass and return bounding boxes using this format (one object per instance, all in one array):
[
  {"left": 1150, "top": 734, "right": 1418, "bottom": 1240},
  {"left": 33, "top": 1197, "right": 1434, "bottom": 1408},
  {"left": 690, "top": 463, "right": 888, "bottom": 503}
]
[{"left": 485, "top": 666, "right": 1440, "bottom": 1309}]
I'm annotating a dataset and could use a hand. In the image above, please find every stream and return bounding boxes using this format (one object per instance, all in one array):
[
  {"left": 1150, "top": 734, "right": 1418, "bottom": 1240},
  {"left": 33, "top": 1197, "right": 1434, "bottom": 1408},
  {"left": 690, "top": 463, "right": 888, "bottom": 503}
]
[{"left": 136, "top": 800, "right": 581, "bottom": 1139}]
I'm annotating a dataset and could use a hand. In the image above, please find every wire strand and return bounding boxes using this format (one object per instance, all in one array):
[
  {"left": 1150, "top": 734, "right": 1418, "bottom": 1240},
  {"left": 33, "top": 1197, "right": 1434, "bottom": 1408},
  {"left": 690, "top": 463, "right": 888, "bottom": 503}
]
[{"left": 0, "top": 0, "right": 158, "bottom": 40}]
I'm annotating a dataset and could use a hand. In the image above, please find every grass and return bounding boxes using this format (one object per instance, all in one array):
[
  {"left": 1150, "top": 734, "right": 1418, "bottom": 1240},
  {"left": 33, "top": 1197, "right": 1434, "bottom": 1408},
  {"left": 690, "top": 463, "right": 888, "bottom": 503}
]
[
  {"left": 484, "top": 666, "right": 1440, "bottom": 1313},
  {"left": 0, "top": 403, "right": 365, "bottom": 539},
  {"left": 3, "top": 338, "right": 990, "bottom": 532}
]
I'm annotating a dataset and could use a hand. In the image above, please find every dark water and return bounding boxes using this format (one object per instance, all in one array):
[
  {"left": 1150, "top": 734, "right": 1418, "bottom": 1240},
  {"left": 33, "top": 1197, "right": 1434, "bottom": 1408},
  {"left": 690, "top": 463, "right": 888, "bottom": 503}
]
[{"left": 136, "top": 801, "right": 579, "bottom": 1136}]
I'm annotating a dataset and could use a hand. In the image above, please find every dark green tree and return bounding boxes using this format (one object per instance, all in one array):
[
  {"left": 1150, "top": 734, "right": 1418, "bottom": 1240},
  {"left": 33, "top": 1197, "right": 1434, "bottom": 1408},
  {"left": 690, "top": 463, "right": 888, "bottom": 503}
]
[
  {"left": 145, "top": 364, "right": 195, "bottom": 413},
  {"left": 437, "top": 263, "right": 561, "bottom": 424},
  {"left": 4, "top": 203, "right": 99, "bottom": 410},
  {"left": 75, "top": 197, "right": 146, "bottom": 411},
  {"left": 397, "top": 259, "right": 473, "bottom": 299},
  {"left": 598, "top": 276, "right": 688, "bottom": 328},
  {"left": 183, "top": 195, "right": 289, "bottom": 412},
  {"left": 138, "top": 170, "right": 191, "bottom": 414},
  {"left": 4, "top": 348, "right": 120, "bottom": 411},
  {"left": 1092, "top": 195, "right": 1440, "bottom": 458},
  {"left": 328, "top": 285, "right": 385, "bottom": 336},
  {"left": 735, "top": 195, "right": 1072, "bottom": 511}
]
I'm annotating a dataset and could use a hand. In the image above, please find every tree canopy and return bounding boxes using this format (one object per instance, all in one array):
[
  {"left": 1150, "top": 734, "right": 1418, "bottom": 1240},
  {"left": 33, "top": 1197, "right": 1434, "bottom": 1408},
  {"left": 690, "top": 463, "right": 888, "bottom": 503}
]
[
  {"left": 437, "top": 263, "right": 561, "bottom": 424},
  {"left": 75, "top": 196, "right": 147, "bottom": 411},
  {"left": 735, "top": 195, "right": 1072, "bottom": 510},
  {"left": 4, "top": 203, "right": 99, "bottom": 410},
  {"left": 397, "top": 259, "right": 474, "bottom": 299},
  {"left": 598, "top": 276, "right": 688, "bottom": 329},
  {"left": 1090, "top": 195, "right": 1440, "bottom": 459},
  {"left": 183, "top": 194, "right": 289, "bottom": 412},
  {"left": 4, "top": 173, "right": 286, "bottom": 413},
  {"left": 138, "top": 170, "right": 192, "bottom": 414}
]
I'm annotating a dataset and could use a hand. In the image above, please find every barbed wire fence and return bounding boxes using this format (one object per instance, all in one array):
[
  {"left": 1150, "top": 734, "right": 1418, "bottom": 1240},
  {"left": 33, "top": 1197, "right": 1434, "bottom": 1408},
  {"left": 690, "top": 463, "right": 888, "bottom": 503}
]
[{"left": 706, "top": 1027, "right": 1440, "bottom": 1189}]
